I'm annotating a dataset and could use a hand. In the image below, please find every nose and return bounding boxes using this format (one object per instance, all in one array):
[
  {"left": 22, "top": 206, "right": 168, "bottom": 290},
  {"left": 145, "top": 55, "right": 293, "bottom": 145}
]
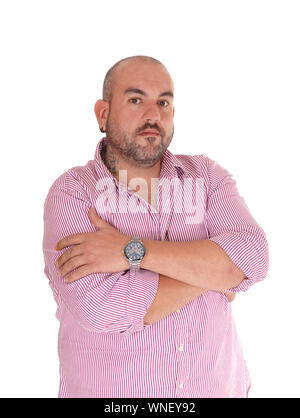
[{"left": 142, "top": 102, "right": 160, "bottom": 124}]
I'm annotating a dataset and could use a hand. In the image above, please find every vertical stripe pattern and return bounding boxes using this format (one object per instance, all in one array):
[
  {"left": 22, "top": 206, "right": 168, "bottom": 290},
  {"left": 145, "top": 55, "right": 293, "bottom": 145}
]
[{"left": 42, "top": 137, "right": 268, "bottom": 398}]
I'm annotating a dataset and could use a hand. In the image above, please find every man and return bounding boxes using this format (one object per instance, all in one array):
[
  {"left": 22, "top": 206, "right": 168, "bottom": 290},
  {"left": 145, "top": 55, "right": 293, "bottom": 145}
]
[{"left": 43, "top": 55, "right": 269, "bottom": 398}]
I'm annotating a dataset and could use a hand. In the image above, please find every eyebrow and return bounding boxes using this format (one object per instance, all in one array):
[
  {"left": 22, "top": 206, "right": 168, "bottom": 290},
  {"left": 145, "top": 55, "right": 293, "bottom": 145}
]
[{"left": 124, "top": 88, "right": 174, "bottom": 98}]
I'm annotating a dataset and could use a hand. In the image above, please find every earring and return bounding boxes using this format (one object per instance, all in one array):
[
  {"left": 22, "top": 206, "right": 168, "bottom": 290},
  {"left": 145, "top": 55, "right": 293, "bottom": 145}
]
[{"left": 100, "top": 127, "right": 106, "bottom": 133}]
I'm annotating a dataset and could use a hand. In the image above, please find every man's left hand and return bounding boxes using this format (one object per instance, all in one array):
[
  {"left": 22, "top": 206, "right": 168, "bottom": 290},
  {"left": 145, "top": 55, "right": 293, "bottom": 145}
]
[{"left": 55, "top": 208, "right": 130, "bottom": 283}]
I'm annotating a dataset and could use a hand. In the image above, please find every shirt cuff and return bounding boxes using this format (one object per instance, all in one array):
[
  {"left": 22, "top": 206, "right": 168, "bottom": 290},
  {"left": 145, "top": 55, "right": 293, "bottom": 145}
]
[
  {"left": 209, "top": 231, "right": 268, "bottom": 293},
  {"left": 123, "top": 268, "right": 159, "bottom": 334}
]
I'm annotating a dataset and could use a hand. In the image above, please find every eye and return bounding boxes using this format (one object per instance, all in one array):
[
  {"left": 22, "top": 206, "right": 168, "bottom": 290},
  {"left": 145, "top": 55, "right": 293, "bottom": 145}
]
[
  {"left": 129, "top": 98, "right": 142, "bottom": 104},
  {"left": 158, "top": 100, "right": 169, "bottom": 107}
]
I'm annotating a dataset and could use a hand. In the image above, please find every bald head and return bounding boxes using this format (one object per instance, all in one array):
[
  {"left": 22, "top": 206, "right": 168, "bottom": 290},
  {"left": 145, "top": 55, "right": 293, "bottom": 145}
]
[{"left": 102, "top": 55, "right": 172, "bottom": 103}]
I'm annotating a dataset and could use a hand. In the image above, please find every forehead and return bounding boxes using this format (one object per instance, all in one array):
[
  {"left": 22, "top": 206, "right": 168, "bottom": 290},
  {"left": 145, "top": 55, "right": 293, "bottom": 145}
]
[{"left": 113, "top": 60, "right": 174, "bottom": 94}]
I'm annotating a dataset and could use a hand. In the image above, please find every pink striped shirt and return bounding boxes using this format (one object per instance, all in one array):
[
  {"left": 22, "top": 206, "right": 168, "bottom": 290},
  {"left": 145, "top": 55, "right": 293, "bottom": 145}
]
[{"left": 42, "top": 137, "right": 269, "bottom": 398}]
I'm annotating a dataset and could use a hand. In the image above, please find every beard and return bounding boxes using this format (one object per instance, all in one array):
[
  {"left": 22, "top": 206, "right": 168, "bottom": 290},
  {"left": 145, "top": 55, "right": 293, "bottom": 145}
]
[{"left": 105, "top": 112, "right": 174, "bottom": 167}]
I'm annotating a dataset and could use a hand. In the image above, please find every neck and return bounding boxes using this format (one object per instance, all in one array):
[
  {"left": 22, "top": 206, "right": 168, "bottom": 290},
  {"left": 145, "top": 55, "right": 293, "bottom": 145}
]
[{"left": 102, "top": 141, "right": 162, "bottom": 188}]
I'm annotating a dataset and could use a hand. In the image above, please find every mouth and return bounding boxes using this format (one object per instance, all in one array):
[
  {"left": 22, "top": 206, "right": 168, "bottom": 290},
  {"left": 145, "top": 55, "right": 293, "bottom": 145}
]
[{"left": 139, "top": 130, "right": 160, "bottom": 136}]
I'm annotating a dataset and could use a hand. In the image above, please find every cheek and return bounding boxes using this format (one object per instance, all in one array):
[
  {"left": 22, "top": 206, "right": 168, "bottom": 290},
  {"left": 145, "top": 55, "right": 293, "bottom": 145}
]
[
  {"left": 161, "top": 105, "right": 174, "bottom": 118},
  {"left": 161, "top": 111, "right": 174, "bottom": 128},
  {"left": 118, "top": 106, "right": 140, "bottom": 122},
  {"left": 110, "top": 108, "right": 134, "bottom": 130},
  {"left": 121, "top": 109, "right": 146, "bottom": 132}
]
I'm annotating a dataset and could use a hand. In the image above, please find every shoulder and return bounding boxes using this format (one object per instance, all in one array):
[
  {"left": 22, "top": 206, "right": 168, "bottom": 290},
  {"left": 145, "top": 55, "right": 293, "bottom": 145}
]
[
  {"left": 173, "top": 152, "right": 220, "bottom": 182},
  {"left": 45, "top": 158, "right": 98, "bottom": 202},
  {"left": 174, "top": 152, "right": 234, "bottom": 193}
]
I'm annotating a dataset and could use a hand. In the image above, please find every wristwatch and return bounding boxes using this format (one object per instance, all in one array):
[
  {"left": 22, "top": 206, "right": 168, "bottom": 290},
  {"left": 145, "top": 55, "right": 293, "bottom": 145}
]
[{"left": 122, "top": 238, "right": 146, "bottom": 270}]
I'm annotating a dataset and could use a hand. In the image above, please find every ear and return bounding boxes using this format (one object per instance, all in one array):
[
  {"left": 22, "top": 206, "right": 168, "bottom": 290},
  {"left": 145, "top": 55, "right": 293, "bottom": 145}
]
[
  {"left": 173, "top": 106, "right": 175, "bottom": 118},
  {"left": 94, "top": 99, "right": 109, "bottom": 131}
]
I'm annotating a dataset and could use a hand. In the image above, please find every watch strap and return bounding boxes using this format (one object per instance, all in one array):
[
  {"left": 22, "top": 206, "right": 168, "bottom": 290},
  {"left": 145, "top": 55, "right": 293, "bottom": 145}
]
[{"left": 128, "top": 259, "right": 142, "bottom": 270}]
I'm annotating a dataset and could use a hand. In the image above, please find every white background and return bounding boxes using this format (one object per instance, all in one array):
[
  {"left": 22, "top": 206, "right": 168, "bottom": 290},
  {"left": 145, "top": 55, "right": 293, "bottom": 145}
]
[{"left": 0, "top": 0, "right": 299, "bottom": 398}]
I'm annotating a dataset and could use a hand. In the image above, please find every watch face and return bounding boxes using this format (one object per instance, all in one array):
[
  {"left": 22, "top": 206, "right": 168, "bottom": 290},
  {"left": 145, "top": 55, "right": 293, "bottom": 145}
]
[{"left": 124, "top": 240, "right": 145, "bottom": 261}]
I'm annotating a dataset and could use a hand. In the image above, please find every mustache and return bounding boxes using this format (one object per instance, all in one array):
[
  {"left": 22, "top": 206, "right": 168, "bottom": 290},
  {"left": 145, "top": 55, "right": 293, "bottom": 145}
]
[{"left": 137, "top": 123, "right": 163, "bottom": 135}]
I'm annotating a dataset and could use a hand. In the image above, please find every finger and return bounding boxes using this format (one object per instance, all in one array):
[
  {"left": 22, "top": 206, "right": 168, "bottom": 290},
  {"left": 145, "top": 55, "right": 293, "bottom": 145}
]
[
  {"left": 56, "top": 233, "right": 86, "bottom": 251},
  {"left": 58, "top": 255, "right": 88, "bottom": 278},
  {"left": 56, "top": 246, "right": 83, "bottom": 269},
  {"left": 226, "top": 292, "right": 236, "bottom": 302},
  {"left": 65, "top": 264, "right": 94, "bottom": 283}
]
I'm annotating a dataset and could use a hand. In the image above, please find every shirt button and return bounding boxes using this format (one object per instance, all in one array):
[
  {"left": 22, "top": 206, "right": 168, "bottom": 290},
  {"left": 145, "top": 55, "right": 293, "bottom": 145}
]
[
  {"left": 178, "top": 344, "right": 184, "bottom": 351},
  {"left": 179, "top": 382, "right": 184, "bottom": 389}
]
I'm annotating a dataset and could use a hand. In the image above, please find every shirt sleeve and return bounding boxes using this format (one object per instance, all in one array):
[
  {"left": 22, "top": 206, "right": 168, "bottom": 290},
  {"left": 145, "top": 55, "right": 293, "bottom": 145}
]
[
  {"left": 205, "top": 157, "right": 269, "bottom": 292},
  {"left": 42, "top": 182, "right": 159, "bottom": 335}
]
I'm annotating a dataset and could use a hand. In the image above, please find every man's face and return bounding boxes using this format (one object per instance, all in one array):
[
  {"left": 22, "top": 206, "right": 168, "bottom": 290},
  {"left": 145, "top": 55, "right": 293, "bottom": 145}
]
[{"left": 105, "top": 61, "right": 175, "bottom": 167}]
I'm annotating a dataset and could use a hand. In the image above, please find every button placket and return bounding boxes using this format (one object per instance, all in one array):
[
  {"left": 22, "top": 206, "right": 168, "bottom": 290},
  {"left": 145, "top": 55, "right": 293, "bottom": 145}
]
[{"left": 173, "top": 311, "right": 190, "bottom": 397}]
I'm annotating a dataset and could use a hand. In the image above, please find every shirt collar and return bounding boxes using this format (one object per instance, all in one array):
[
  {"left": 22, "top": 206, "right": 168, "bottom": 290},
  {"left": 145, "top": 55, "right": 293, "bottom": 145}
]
[
  {"left": 94, "top": 137, "right": 187, "bottom": 183},
  {"left": 159, "top": 147, "right": 187, "bottom": 180}
]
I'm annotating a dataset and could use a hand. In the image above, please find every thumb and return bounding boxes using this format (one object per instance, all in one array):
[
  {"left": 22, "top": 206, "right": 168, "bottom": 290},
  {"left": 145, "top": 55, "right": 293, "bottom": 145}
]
[{"left": 88, "top": 207, "right": 109, "bottom": 230}]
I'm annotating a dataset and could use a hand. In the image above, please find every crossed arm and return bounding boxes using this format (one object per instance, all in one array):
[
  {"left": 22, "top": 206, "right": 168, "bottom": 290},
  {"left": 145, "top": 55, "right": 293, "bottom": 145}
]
[
  {"left": 141, "top": 240, "right": 241, "bottom": 324},
  {"left": 55, "top": 208, "right": 244, "bottom": 325},
  {"left": 143, "top": 274, "right": 236, "bottom": 325},
  {"left": 45, "top": 160, "right": 268, "bottom": 332}
]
